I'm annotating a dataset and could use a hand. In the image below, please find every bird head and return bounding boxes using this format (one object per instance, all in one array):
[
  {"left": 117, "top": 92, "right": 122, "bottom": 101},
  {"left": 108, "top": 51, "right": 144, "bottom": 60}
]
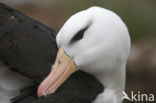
[{"left": 37, "top": 6, "right": 130, "bottom": 98}]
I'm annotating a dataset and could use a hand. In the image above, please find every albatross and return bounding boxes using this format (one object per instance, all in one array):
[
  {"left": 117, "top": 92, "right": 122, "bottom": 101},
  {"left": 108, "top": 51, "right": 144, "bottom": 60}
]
[
  {"left": 38, "top": 7, "right": 131, "bottom": 103},
  {"left": 0, "top": 3, "right": 103, "bottom": 103}
]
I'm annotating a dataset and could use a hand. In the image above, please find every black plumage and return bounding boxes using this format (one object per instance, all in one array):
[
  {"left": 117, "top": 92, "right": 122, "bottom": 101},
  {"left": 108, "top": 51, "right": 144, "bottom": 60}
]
[
  {"left": 0, "top": 3, "right": 57, "bottom": 84},
  {"left": 0, "top": 3, "right": 104, "bottom": 103},
  {"left": 12, "top": 71, "right": 104, "bottom": 103}
]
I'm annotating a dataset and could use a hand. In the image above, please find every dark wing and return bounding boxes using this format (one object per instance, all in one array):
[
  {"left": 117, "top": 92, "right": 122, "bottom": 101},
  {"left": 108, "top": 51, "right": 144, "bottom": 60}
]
[
  {"left": 11, "top": 71, "right": 104, "bottom": 103},
  {"left": 0, "top": 3, "right": 57, "bottom": 84}
]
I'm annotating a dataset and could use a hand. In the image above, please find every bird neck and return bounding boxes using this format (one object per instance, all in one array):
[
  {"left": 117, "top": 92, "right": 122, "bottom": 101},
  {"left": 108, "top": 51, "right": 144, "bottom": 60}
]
[
  {"left": 92, "top": 89, "right": 122, "bottom": 103},
  {"left": 92, "top": 65, "right": 126, "bottom": 103}
]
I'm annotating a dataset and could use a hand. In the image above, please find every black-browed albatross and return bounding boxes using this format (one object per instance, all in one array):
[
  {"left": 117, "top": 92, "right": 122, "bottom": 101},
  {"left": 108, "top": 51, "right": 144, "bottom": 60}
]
[
  {"left": 38, "top": 6, "right": 131, "bottom": 103},
  {"left": 0, "top": 3, "right": 103, "bottom": 103}
]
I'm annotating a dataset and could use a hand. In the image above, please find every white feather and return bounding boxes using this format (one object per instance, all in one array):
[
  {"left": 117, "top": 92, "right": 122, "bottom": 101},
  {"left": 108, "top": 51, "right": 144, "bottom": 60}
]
[{"left": 0, "top": 64, "right": 33, "bottom": 103}]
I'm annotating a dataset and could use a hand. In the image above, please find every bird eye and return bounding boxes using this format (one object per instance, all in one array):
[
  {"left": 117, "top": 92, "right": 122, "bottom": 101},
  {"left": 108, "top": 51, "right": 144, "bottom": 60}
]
[{"left": 70, "top": 26, "right": 89, "bottom": 44}]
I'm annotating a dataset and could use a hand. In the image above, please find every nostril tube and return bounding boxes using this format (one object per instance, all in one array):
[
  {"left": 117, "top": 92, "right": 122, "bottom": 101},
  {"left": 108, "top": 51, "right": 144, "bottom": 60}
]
[{"left": 58, "top": 59, "right": 62, "bottom": 64}]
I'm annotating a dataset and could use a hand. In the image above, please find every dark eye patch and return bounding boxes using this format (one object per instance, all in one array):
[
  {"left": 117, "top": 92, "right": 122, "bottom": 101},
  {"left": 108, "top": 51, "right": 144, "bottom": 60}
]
[{"left": 70, "top": 26, "right": 89, "bottom": 44}]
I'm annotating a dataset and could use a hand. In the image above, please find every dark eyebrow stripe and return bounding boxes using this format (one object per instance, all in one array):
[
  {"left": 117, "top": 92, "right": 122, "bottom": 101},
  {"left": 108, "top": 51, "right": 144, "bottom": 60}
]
[{"left": 70, "top": 26, "right": 89, "bottom": 44}]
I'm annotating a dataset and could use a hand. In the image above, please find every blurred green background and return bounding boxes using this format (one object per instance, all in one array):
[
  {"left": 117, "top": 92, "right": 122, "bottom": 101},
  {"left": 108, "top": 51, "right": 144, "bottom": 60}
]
[
  {"left": 1, "top": 0, "right": 156, "bottom": 41},
  {"left": 0, "top": 0, "right": 156, "bottom": 102}
]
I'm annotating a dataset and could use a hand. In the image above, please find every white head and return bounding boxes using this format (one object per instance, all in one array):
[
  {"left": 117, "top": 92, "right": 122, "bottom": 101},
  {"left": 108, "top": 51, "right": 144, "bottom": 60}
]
[
  {"left": 38, "top": 6, "right": 131, "bottom": 102},
  {"left": 57, "top": 6, "right": 130, "bottom": 75}
]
